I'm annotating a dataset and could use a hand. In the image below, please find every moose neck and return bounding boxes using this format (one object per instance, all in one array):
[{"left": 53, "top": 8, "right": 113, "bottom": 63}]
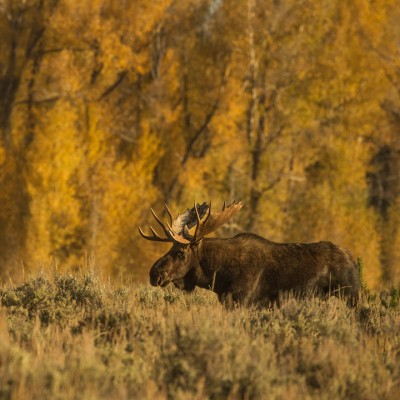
[{"left": 193, "top": 237, "right": 236, "bottom": 294}]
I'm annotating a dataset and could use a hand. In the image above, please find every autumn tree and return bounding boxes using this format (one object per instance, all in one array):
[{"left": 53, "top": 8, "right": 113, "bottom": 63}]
[
  {"left": 0, "top": 0, "right": 399, "bottom": 286},
  {"left": 0, "top": 0, "right": 59, "bottom": 277}
]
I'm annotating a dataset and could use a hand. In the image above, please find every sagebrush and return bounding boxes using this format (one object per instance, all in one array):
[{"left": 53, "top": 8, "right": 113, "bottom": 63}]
[{"left": 0, "top": 271, "right": 399, "bottom": 400}]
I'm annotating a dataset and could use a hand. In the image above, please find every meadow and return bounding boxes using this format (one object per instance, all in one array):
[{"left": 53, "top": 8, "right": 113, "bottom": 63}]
[{"left": 0, "top": 269, "right": 399, "bottom": 400}]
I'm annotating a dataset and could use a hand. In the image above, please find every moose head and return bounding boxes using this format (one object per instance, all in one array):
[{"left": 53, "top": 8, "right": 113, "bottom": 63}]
[{"left": 138, "top": 201, "right": 243, "bottom": 291}]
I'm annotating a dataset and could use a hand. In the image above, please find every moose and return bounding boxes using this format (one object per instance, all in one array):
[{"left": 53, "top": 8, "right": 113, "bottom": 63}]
[{"left": 139, "top": 201, "right": 361, "bottom": 306}]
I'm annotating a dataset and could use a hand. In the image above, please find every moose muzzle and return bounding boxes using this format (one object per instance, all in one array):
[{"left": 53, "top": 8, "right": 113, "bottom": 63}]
[{"left": 149, "top": 257, "right": 172, "bottom": 287}]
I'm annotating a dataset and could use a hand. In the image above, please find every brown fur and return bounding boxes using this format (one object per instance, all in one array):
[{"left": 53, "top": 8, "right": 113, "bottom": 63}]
[{"left": 149, "top": 232, "right": 361, "bottom": 307}]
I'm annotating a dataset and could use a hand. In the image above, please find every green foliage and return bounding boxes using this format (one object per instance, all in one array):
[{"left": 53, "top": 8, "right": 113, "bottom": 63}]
[
  {"left": 390, "top": 287, "right": 399, "bottom": 308},
  {"left": 379, "top": 287, "right": 400, "bottom": 310},
  {"left": 357, "top": 257, "right": 369, "bottom": 292}
]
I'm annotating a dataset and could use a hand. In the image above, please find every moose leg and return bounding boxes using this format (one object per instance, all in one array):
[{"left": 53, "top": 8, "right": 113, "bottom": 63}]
[
  {"left": 219, "top": 292, "right": 233, "bottom": 309},
  {"left": 219, "top": 292, "right": 246, "bottom": 310}
]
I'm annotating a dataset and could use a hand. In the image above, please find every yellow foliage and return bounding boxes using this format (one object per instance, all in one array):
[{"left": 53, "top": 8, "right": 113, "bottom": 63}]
[
  {"left": 0, "top": 0, "right": 399, "bottom": 286},
  {"left": 25, "top": 100, "right": 87, "bottom": 265}
]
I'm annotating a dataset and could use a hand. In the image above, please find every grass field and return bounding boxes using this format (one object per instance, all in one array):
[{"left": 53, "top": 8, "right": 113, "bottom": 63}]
[{"left": 0, "top": 270, "right": 399, "bottom": 400}]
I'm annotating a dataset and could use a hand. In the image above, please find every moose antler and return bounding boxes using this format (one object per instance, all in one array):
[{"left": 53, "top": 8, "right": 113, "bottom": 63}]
[
  {"left": 138, "top": 203, "right": 209, "bottom": 244},
  {"left": 139, "top": 201, "right": 243, "bottom": 244},
  {"left": 192, "top": 200, "right": 244, "bottom": 241}
]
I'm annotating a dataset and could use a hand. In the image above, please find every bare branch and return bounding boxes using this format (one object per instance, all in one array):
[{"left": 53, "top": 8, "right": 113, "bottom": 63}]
[{"left": 98, "top": 70, "right": 128, "bottom": 100}]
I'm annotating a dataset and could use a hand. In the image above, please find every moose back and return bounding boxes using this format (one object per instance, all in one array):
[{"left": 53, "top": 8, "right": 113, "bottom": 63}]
[{"left": 139, "top": 201, "right": 361, "bottom": 306}]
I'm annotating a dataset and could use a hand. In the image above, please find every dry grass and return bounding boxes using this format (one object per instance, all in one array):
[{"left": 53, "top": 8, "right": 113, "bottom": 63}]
[{"left": 0, "top": 271, "right": 399, "bottom": 400}]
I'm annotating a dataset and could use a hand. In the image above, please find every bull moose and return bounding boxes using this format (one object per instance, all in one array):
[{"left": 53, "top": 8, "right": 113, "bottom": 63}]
[{"left": 139, "top": 201, "right": 360, "bottom": 306}]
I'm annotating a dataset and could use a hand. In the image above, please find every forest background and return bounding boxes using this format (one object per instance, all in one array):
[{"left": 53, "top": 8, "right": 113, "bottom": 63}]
[{"left": 1, "top": 0, "right": 400, "bottom": 288}]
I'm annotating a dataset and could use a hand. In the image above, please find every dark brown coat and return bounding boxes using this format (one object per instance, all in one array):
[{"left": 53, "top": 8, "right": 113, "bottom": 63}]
[
  {"left": 149, "top": 233, "right": 361, "bottom": 306},
  {"left": 140, "top": 201, "right": 360, "bottom": 307}
]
